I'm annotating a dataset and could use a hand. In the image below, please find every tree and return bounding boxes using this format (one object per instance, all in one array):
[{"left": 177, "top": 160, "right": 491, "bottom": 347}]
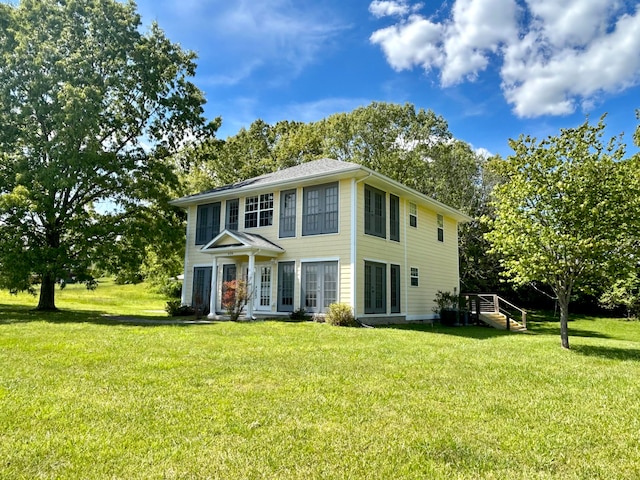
[
  {"left": 0, "top": 0, "right": 212, "bottom": 310},
  {"left": 486, "top": 117, "right": 640, "bottom": 348}
]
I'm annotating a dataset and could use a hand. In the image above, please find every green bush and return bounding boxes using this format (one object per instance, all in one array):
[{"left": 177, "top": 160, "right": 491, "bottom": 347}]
[
  {"left": 289, "top": 308, "right": 309, "bottom": 321},
  {"left": 155, "top": 279, "right": 183, "bottom": 299},
  {"left": 325, "top": 303, "right": 356, "bottom": 327},
  {"left": 165, "top": 300, "right": 195, "bottom": 317}
]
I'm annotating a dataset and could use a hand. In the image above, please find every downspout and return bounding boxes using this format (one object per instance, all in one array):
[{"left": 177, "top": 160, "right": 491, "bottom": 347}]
[{"left": 351, "top": 173, "right": 371, "bottom": 320}]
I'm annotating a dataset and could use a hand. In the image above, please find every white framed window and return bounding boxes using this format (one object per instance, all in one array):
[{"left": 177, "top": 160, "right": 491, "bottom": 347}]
[
  {"left": 409, "top": 202, "right": 417, "bottom": 228},
  {"left": 244, "top": 193, "right": 273, "bottom": 228},
  {"left": 410, "top": 267, "right": 419, "bottom": 287},
  {"left": 301, "top": 261, "right": 338, "bottom": 313},
  {"left": 437, "top": 214, "right": 444, "bottom": 242}
]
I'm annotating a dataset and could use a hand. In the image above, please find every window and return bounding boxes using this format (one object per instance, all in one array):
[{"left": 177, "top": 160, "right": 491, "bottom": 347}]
[
  {"left": 409, "top": 202, "right": 417, "bottom": 228},
  {"left": 410, "top": 267, "right": 419, "bottom": 287},
  {"left": 192, "top": 266, "right": 212, "bottom": 314},
  {"left": 195, "top": 202, "right": 221, "bottom": 245},
  {"left": 364, "top": 185, "right": 386, "bottom": 238},
  {"left": 364, "top": 261, "right": 386, "bottom": 314},
  {"left": 258, "top": 266, "right": 271, "bottom": 308},
  {"left": 225, "top": 198, "right": 239, "bottom": 230},
  {"left": 302, "top": 182, "right": 339, "bottom": 236},
  {"left": 279, "top": 189, "right": 296, "bottom": 238},
  {"left": 301, "top": 261, "right": 338, "bottom": 313},
  {"left": 244, "top": 193, "right": 273, "bottom": 228},
  {"left": 277, "top": 262, "right": 295, "bottom": 312},
  {"left": 390, "top": 194, "right": 400, "bottom": 242},
  {"left": 390, "top": 264, "right": 401, "bottom": 313},
  {"left": 437, "top": 214, "right": 444, "bottom": 242}
]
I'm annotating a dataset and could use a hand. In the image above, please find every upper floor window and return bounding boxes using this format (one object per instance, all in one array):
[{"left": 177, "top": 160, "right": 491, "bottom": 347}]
[
  {"left": 195, "top": 202, "right": 221, "bottom": 245},
  {"left": 302, "top": 182, "right": 338, "bottom": 236},
  {"left": 225, "top": 198, "right": 239, "bottom": 230},
  {"left": 279, "top": 189, "right": 296, "bottom": 238},
  {"left": 390, "top": 194, "right": 400, "bottom": 242},
  {"left": 245, "top": 193, "right": 273, "bottom": 228},
  {"left": 364, "top": 184, "right": 386, "bottom": 239},
  {"left": 409, "top": 202, "right": 417, "bottom": 228},
  {"left": 437, "top": 214, "right": 444, "bottom": 242}
]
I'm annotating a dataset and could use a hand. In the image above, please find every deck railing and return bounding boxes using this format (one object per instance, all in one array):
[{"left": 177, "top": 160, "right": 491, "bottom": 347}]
[{"left": 463, "top": 293, "right": 527, "bottom": 331}]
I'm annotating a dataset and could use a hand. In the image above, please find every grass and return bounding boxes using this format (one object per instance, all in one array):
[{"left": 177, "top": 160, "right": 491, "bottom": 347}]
[{"left": 1, "top": 283, "right": 640, "bottom": 479}]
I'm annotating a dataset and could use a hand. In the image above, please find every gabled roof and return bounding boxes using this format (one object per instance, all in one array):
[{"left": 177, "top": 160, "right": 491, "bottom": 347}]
[
  {"left": 171, "top": 158, "right": 472, "bottom": 223},
  {"left": 200, "top": 230, "right": 284, "bottom": 256}
]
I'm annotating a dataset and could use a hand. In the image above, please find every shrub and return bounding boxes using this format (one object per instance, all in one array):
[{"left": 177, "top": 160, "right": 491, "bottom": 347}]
[
  {"left": 222, "top": 280, "right": 251, "bottom": 321},
  {"left": 155, "top": 278, "right": 183, "bottom": 299},
  {"left": 289, "top": 308, "right": 309, "bottom": 321},
  {"left": 325, "top": 303, "right": 356, "bottom": 327},
  {"left": 165, "top": 300, "right": 194, "bottom": 317}
]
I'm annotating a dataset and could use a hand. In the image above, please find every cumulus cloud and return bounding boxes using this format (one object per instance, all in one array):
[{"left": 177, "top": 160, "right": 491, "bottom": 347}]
[
  {"left": 369, "top": 1, "right": 412, "bottom": 18},
  {"left": 370, "top": 0, "right": 640, "bottom": 117}
]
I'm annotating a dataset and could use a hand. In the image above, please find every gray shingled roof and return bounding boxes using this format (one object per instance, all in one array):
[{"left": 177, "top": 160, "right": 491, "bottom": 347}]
[{"left": 174, "top": 158, "right": 360, "bottom": 203}]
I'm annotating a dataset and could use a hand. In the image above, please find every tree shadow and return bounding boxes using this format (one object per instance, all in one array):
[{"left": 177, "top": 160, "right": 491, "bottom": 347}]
[
  {"left": 572, "top": 344, "right": 640, "bottom": 361},
  {"left": 526, "top": 321, "right": 612, "bottom": 339},
  {"left": 378, "top": 323, "right": 521, "bottom": 340},
  {"left": 0, "top": 305, "right": 215, "bottom": 327}
]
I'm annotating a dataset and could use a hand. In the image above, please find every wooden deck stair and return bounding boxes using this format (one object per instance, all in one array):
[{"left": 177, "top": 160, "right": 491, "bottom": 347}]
[
  {"left": 465, "top": 294, "right": 527, "bottom": 332},
  {"left": 479, "top": 312, "right": 527, "bottom": 332}
]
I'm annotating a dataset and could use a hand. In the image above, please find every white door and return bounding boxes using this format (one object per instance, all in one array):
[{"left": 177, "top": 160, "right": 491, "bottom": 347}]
[{"left": 254, "top": 265, "right": 272, "bottom": 311}]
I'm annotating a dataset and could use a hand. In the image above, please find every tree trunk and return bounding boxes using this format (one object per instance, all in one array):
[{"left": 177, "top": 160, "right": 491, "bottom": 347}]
[
  {"left": 558, "top": 293, "right": 570, "bottom": 349},
  {"left": 36, "top": 273, "right": 58, "bottom": 311}
]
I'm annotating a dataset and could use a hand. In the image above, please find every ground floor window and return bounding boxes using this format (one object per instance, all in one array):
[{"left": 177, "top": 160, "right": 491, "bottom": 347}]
[
  {"left": 277, "top": 261, "right": 295, "bottom": 312},
  {"left": 390, "top": 264, "right": 401, "bottom": 313},
  {"left": 301, "top": 261, "right": 338, "bottom": 313},
  {"left": 365, "top": 261, "right": 386, "bottom": 314},
  {"left": 192, "top": 266, "right": 212, "bottom": 314}
]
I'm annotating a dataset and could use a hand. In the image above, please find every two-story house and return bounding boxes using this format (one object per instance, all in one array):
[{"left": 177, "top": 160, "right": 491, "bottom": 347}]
[{"left": 170, "top": 158, "right": 471, "bottom": 324}]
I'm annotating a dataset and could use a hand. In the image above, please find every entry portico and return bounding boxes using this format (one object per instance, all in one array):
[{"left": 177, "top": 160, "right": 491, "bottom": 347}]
[{"left": 200, "top": 230, "right": 284, "bottom": 319}]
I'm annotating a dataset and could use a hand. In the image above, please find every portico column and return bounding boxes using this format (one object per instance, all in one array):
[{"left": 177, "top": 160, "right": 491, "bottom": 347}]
[
  {"left": 208, "top": 256, "right": 218, "bottom": 319},
  {"left": 247, "top": 253, "right": 255, "bottom": 319}
]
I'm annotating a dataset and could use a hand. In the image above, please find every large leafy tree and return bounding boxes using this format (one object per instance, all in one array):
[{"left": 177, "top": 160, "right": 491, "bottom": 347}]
[
  {"left": 0, "top": 0, "right": 212, "bottom": 310},
  {"left": 486, "top": 117, "right": 640, "bottom": 348}
]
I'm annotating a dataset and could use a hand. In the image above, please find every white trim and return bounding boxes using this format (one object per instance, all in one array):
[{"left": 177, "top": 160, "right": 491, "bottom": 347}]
[
  {"left": 362, "top": 257, "right": 390, "bottom": 265},
  {"left": 350, "top": 178, "right": 357, "bottom": 314},
  {"left": 181, "top": 207, "right": 192, "bottom": 304},
  {"left": 403, "top": 199, "right": 408, "bottom": 320},
  {"left": 300, "top": 257, "right": 340, "bottom": 263}
]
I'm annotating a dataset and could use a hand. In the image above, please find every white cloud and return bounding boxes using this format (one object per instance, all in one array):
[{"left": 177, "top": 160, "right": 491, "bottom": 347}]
[
  {"left": 370, "top": 0, "right": 640, "bottom": 117},
  {"left": 369, "top": 1, "right": 411, "bottom": 18}
]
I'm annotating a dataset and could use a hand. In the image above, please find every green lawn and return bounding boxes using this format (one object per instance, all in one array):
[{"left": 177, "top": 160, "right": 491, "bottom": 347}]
[{"left": 1, "top": 283, "right": 639, "bottom": 479}]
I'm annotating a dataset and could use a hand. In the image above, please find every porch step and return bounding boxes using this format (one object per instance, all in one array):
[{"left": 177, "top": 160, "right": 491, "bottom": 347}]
[{"left": 479, "top": 312, "right": 526, "bottom": 332}]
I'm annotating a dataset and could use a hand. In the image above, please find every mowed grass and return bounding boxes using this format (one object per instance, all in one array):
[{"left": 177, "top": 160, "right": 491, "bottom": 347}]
[{"left": 1, "top": 283, "right": 640, "bottom": 479}]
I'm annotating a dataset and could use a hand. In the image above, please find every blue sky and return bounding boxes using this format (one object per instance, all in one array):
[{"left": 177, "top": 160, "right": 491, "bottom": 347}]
[{"left": 119, "top": 1, "right": 640, "bottom": 157}]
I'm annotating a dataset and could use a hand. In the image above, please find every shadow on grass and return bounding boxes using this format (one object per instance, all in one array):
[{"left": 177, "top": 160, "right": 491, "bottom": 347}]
[
  {"left": 379, "top": 323, "right": 519, "bottom": 340},
  {"left": 572, "top": 344, "right": 640, "bottom": 361},
  {"left": 0, "top": 305, "right": 214, "bottom": 327},
  {"left": 526, "top": 322, "right": 612, "bottom": 339}
]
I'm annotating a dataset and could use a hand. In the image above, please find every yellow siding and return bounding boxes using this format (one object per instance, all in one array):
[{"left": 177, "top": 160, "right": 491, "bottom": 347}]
[
  {"left": 182, "top": 180, "right": 354, "bottom": 309},
  {"left": 354, "top": 181, "right": 460, "bottom": 320},
  {"left": 180, "top": 173, "right": 462, "bottom": 320}
]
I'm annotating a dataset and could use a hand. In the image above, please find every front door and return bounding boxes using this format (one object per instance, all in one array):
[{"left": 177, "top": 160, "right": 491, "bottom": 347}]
[{"left": 254, "top": 265, "right": 272, "bottom": 311}]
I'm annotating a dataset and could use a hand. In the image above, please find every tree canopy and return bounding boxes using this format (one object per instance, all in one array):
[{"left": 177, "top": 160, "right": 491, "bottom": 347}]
[
  {"left": 0, "top": 0, "right": 213, "bottom": 309},
  {"left": 486, "top": 116, "right": 640, "bottom": 348}
]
